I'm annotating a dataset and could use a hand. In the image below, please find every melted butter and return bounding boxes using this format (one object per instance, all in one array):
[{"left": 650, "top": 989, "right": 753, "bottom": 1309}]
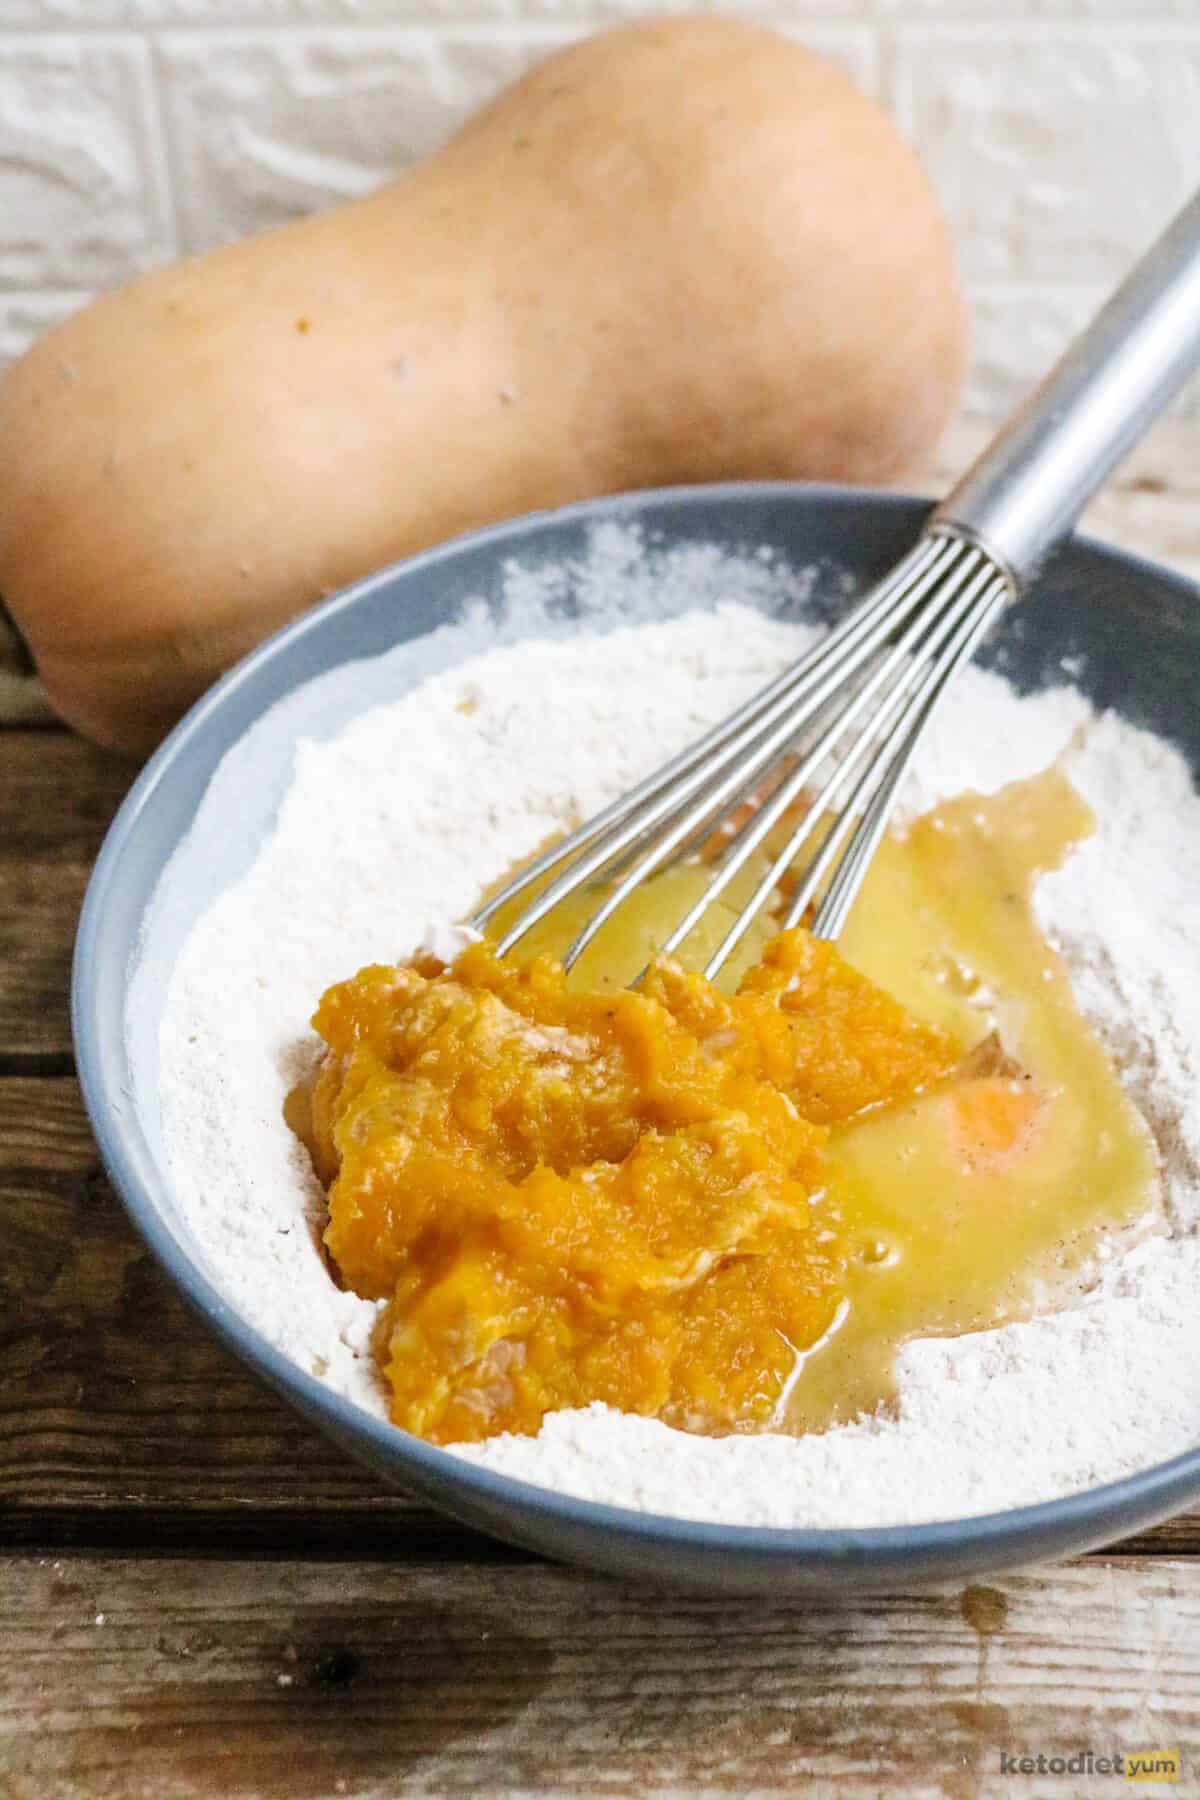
[
  {"left": 474, "top": 766, "right": 1161, "bottom": 1437},
  {"left": 784, "top": 767, "right": 1161, "bottom": 1431}
]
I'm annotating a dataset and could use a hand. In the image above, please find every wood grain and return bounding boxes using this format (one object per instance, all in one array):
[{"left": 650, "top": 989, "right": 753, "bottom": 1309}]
[
  {"left": 0, "top": 731, "right": 135, "bottom": 855},
  {"left": 0, "top": 731, "right": 134, "bottom": 1062},
  {"left": 2, "top": 1554, "right": 1198, "bottom": 1798},
  {"left": 0, "top": 1075, "right": 458, "bottom": 1553},
  {"left": 2, "top": 1074, "right": 1199, "bottom": 1560}
]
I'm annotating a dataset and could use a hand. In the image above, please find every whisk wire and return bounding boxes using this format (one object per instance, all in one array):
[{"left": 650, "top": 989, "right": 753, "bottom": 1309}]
[
  {"left": 698, "top": 553, "right": 1004, "bottom": 976},
  {"left": 472, "top": 536, "right": 947, "bottom": 948},
  {"left": 464, "top": 190, "right": 1200, "bottom": 975},
  {"left": 784, "top": 562, "right": 1006, "bottom": 937},
  {"left": 810, "top": 569, "right": 1009, "bottom": 941},
  {"left": 500, "top": 537, "right": 976, "bottom": 969},
  {"left": 472, "top": 529, "right": 1013, "bottom": 977},
  {"left": 654, "top": 540, "right": 990, "bottom": 973}
]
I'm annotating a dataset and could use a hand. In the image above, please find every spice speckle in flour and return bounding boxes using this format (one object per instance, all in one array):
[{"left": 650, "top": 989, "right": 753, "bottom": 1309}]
[{"left": 156, "top": 526, "right": 1200, "bottom": 1529}]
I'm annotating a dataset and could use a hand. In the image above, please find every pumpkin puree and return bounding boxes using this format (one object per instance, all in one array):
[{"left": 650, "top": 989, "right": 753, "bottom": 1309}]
[
  {"left": 310, "top": 931, "right": 955, "bottom": 1443},
  {"left": 306, "top": 767, "right": 1159, "bottom": 1447}
]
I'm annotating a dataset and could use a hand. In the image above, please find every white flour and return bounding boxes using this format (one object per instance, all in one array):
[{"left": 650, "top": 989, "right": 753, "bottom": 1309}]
[{"left": 155, "top": 527, "right": 1200, "bottom": 1528}]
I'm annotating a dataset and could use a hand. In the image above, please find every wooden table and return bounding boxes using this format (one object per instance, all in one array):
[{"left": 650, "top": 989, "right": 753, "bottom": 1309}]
[{"left": 3, "top": 421, "right": 1200, "bottom": 1797}]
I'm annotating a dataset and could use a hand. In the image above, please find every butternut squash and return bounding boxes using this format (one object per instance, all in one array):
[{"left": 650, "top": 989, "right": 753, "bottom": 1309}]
[{"left": 0, "top": 17, "right": 966, "bottom": 752}]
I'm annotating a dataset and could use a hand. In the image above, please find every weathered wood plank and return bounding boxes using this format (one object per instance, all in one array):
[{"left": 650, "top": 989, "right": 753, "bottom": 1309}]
[
  {"left": 3, "top": 1075, "right": 1200, "bottom": 1560},
  {"left": 0, "top": 1076, "right": 456, "bottom": 1551},
  {"left": 1, "top": 1555, "right": 1197, "bottom": 1797},
  {"left": 0, "top": 863, "right": 88, "bottom": 1063},
  {"left": 0, "top": 731, "right": 134, "bottom": 1060},
  {"left": 0, "top": 730, "right": 135, "bottom": 856}
]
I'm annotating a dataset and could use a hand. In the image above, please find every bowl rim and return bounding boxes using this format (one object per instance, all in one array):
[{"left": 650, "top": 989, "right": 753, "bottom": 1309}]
[{"left": 72, "top": 477, "right": 1200, "bottom": 1569}]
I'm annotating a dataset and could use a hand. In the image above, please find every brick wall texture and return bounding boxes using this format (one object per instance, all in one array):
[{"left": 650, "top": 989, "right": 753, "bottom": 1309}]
[{"left": 0, "top": 2, "right": 1196, "bottom": 417}]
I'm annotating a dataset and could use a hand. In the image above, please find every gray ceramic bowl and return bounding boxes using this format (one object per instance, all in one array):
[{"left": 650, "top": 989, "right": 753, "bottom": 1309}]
[{"left": 73, "top": 484, "right": 1200, "bottom": 1594}]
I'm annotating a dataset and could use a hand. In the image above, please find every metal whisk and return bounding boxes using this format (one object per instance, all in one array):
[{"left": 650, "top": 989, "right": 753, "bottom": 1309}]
[{"left": 473, "top": 189, "right": 1200, "bottom": 978}]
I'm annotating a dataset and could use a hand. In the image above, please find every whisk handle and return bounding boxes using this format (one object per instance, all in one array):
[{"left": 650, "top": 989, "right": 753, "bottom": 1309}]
[{"left": 933, "top": 187, "right": 1200, "bottom": 588}]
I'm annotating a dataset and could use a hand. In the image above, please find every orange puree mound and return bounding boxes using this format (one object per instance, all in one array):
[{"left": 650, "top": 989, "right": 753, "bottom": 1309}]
[
  {"left": 654, "top": 930, "right": 959, "bottom": 1127},
  {"left": 311, "top": 930, "right": 957, "bottom": 1444}
]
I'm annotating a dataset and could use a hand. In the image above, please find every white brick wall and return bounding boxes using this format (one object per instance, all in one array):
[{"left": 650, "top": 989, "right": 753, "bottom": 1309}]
[{"left": 0, "top": 3, "right": 1195, "bottom": 418}]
